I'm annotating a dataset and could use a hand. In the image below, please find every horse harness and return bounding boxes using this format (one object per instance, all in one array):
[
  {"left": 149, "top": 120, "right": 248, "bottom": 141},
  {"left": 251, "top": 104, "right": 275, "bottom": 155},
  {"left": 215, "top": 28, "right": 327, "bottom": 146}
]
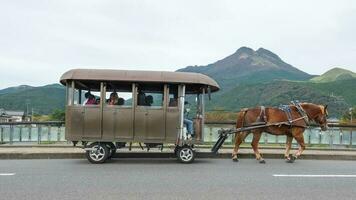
[{"left": 240, "top": 102, "right": 310, "bottom": 129}]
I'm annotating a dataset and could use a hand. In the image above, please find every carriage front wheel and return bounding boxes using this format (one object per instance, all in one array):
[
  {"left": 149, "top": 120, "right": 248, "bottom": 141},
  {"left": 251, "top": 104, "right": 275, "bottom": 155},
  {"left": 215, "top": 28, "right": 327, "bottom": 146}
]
[
  {"left": 86, "top": 142, "right": 110, "bottom": 164},
  {"left": 177, "top": 146, "right": 195, "bottom": 163}
]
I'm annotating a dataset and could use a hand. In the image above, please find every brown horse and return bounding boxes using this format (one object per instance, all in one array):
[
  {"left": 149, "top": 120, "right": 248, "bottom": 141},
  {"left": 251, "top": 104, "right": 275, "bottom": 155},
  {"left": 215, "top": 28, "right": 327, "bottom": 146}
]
[{"left": 232, "top": 102, "right": 328, "bottom": 163}]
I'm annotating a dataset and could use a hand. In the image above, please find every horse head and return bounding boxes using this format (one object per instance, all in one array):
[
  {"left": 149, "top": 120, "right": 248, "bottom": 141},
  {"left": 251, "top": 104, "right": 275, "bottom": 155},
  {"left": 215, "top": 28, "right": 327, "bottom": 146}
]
[{"left": 301, "top": 103, "right": 328, "bottom": 131}]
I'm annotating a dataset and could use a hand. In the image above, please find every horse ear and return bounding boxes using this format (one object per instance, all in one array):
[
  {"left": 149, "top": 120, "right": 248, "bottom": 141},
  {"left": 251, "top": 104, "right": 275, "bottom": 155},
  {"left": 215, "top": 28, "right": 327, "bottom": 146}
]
[{"left": 324, "top": 105, "right": 328, "bottom": 109}]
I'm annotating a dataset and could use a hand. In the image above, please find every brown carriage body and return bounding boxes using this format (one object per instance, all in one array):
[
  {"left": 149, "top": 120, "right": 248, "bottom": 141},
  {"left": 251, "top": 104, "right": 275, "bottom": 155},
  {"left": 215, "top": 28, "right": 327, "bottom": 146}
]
[{"left": 60, "top": 69, "right": 219, "bottom": 145}]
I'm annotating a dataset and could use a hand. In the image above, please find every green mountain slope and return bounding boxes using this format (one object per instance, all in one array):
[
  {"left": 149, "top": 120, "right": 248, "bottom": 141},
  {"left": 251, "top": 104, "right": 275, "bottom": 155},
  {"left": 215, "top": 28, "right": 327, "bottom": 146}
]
[
  {"left": 1, "top": 47, "right": 355, "bottom": 118},
  {"left": 178, "top": 47, "right": 313, "bottom": 90},
  {"left": 0, "top": 84, "right": 65, "bottom": 114},
  {"left": 0, "top": 85, "right": 34, "bottom": 95},
  {"left": 208, "top": 79, "right": 354, "bottom": 118},
  {"left": 311, "top": 67, "right": 356, "bottom": 82}
]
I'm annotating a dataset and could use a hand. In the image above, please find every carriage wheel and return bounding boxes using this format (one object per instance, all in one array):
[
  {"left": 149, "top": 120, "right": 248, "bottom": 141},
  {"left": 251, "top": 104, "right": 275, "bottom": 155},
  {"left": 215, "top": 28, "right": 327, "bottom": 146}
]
[
  {"left": 86, "top": 142, "right": 110, "bottom": 164},
  {"left": 177, "top": 146, "right": 195, "bottom": 163},
  {"left": 105, "top": 142, "right": 117, "bottom": 159}
]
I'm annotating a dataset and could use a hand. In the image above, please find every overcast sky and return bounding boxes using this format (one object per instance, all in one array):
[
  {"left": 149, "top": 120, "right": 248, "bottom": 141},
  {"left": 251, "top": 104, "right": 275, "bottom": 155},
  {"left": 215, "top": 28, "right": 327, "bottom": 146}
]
[{"left": 0, "top": 0, "right": 355, "bottom": 89}]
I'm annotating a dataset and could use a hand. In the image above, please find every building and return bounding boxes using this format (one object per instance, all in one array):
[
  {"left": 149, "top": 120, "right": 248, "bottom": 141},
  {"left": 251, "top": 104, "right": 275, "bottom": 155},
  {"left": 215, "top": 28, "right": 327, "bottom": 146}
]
[{"left": 0, "top": 109, "right": 27, "bottom": 122}]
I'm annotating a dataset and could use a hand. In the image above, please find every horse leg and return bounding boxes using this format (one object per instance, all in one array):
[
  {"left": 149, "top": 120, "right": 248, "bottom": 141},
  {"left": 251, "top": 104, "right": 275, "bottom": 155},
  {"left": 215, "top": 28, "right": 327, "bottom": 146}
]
[
  {"left": 284, "top": 136, "right": 293, "bottom": 163},
  {"left": 292, "top": 130, "right": 306, "bottom": 160},
  {"left": 232, "top": 132, "right": 248, "bottom": 162},
  {"left": 251, "top": 131, "right": 265, "bottom": 164}
]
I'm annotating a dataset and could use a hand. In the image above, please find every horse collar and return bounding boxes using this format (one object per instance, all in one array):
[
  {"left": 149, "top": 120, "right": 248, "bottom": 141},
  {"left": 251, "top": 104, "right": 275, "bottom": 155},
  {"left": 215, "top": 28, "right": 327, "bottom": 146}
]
[{"left": 293, "top": 102, "right": 310, "bottom": 125}]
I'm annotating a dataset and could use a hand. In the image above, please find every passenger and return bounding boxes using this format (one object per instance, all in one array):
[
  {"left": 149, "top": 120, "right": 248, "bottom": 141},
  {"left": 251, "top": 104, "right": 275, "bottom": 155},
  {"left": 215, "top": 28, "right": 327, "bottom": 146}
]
[
  {"left": 169, "top": 93, "right": 178, "bottom": 107},
  {"left": 117, "top": 98, "right": 125, "bottom": 105},
  {"left": 184, "top": 101, "right": 194, "bottom": 138},
  {"left": 85, "top": 94, "right": 97, "bottom": 105},
  {"left": 145, "top": 95, "right": 153, "bottom": 106},
  {"left": 82, "top": 91, "right": 91, "bottom": 105},
  {"left": 137, "top": 91, "right": 146, "bottom": 106},
  {"left": 107, "top": 92, "right": 119, "bottom": 105}
]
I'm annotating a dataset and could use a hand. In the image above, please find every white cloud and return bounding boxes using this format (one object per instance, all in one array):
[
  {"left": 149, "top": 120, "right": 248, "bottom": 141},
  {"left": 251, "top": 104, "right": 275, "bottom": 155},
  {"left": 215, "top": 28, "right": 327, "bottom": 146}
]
[{"left": 0, "top": 0, "right": 355, "bottom": 88}]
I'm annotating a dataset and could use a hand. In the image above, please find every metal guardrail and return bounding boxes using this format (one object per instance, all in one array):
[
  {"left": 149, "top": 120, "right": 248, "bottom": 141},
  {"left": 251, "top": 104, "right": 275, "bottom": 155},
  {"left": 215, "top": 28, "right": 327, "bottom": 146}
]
[
  {"left": 0, "top": 121, "right": 65, "bottom": 144},
  {"left": 0, "top": 121, "right": 355, "bottom": 148},
  {"left": 204, "top": 121, "right": 355, "bottom": 148}
]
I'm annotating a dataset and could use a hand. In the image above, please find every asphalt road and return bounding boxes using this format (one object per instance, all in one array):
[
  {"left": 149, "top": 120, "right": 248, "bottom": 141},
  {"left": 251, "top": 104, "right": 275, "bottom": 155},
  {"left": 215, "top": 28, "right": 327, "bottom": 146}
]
[{"left": 1, "top": 158, "right": 356, "bottom": 200}]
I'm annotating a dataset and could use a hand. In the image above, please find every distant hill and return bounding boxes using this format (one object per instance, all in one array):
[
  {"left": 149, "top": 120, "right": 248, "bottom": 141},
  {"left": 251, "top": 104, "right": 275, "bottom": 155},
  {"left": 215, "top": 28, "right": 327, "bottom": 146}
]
[
  {"left": 310, "top": 67, "right": 356, "bottom": 83},
  {"left": 208, "top": 79, "right": 354, "bottom": 118},
  {"left": 0, "top": 84, "right": 65, "bottom": 114},
  {"left": 1, "top": 47, "right": 355, "bottom": 118},
  {"left": 178, "top": 47, "right": 355, "bottom": 117},
  {"left": 0, "top": 85, "right": 34, "bottom": 95},
  {"left": 178, "top": 47, "right": 313, "bottom": 90}
]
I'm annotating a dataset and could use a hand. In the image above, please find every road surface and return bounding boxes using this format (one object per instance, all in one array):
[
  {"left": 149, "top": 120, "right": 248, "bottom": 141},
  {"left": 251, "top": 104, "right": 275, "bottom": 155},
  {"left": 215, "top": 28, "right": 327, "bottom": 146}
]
[{"left": 1, "top": 158, "right": 356, "bottom": 200}]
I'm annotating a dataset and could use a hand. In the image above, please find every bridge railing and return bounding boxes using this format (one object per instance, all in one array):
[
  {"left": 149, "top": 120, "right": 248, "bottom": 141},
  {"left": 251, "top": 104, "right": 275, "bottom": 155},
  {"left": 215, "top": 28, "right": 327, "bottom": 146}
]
[
  {"left": 0, "top": 121, "right": 66, "bottom": 144},
  {"left": 0, "top": 121, "right": 355, "bottom": 148},
  {"left": 203, "top": 121, "right": 356, "bottom": 148}
]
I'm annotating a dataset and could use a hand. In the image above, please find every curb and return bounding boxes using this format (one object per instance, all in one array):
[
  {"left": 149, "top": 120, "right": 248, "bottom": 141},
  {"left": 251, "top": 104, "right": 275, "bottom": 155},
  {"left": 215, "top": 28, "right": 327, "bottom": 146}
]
[{"left": 1, "top": 152, "right": 356, "bottom": 160}]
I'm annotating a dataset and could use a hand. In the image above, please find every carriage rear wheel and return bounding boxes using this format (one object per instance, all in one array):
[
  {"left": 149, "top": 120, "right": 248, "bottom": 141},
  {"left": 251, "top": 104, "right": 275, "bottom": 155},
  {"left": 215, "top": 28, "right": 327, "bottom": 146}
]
[
  {"left": 177, "top": 146, "right": 195, "bottom": 163},
  {"left": 86, "top": 142, "right": 110, "bottom": 164}
]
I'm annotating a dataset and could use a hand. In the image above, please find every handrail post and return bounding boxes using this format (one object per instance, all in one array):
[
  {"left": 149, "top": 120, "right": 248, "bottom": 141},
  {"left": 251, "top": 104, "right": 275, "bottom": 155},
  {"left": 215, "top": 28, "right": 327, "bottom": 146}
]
[
  {"left": 350, "top": 130, "right": 353, "bottom": 146},
  {"left": 10, "top": 124, "right": 14, "bottom": 145},
  {"left": 19, "top": 126, "right": 22, "bottom": 142},
  {"left": 330, "top": 128, "right": 333, "bottom": 148},
  {"left": 57, "top": 126, "right": 61, "bottom": 142},
  {"left": 37, "top": 125, "right": 42, "bottom": 144},
  {"left": 264, "top": 133, "right": 268, "bottom": 144},
  {"left": 48, "top": 126, "right": 51, "bottom": 142},
  {"left": 28, "top": 126, "right": 32, "bottom": 141},
  {"left": 0, "top": 126, "right": 3, "bottom": 143}
]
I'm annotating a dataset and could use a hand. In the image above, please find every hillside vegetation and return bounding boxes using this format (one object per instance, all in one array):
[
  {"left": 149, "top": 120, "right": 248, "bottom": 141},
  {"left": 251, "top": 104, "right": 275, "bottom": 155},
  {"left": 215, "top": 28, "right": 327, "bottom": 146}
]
[
  {"left": 311, "top": 67, "right": 356, "bottom": 83},
  {"left": 0, "top": 47, "right": 355, "bottom": 118},
  {"left": 0, "top": 84, "right": 65, "bottom": 114}
]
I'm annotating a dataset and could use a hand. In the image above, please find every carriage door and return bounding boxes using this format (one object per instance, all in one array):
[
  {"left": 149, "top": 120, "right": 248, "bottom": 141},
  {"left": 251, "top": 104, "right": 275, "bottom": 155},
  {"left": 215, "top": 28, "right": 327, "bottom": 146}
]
[
  {"left": 165, "top": 84, "right": 180, "bottom": 141},
  {"left": 134, "top": 84, "right": 166, "bottom": 141},
  {"left": 83, "top": 83, "right": 103, "bottom": 139}
]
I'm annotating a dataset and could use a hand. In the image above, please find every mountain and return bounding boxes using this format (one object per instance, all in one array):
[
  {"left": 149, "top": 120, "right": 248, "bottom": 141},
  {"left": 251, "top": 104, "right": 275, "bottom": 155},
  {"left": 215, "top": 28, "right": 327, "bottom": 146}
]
[
  {"left": 178, "top": 47, "right": 313, "bottom": 90},
  {"left": 310, "top": 67, "right": 356, "bottom": 83},
  {"left": 0, "top": 85, "right": 34, "bottom": 95},
  {"left": 178, "top": 47, "right": 354, "bottom": 117},
  {"left": 1, "top": 47, "right": 354, "bottom": 118},
  {"left": 0, "top": 84, "right": 65, "bottom": 114},
  {"left": 209, "top": 79, "right": 353, "bottom": 117}
]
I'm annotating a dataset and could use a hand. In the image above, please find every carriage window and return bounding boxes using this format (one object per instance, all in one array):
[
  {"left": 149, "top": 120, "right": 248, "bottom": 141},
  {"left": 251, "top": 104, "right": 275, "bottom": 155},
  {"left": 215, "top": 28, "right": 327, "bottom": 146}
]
[
  {"left": 104, "top": 83, "right": 132, "bottom": 107},
  {"left": 82, "top": 90, "right": 101, "bottom": 106},
  {"left": 136, "top": 84, "right": 163, "bottom": 107},
  {"left": 168, "top": 85, "right": 178, "bottom": 107}
]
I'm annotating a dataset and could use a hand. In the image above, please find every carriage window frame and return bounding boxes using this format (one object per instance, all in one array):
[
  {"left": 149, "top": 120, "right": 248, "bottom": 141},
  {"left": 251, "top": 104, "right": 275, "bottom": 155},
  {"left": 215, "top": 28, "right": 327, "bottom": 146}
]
[
  {"left": 168, "top": 84, "right": 179, "bottom": 108},
  {"left": 103, "top": 83, "right": 133, "bottom": 108},
  {"left": 135, "top": 83, "right": 164, "bottom": 108}
]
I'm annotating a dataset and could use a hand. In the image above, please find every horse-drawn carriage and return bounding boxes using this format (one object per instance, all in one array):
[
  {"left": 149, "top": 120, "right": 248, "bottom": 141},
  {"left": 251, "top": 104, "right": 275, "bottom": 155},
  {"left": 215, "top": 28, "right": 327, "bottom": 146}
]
[
  {"left": 60, "top": 69, "right": 219, "bottom": 163},
  {"left": 60, "top": 69, "right": 329, "bottom": 164}
]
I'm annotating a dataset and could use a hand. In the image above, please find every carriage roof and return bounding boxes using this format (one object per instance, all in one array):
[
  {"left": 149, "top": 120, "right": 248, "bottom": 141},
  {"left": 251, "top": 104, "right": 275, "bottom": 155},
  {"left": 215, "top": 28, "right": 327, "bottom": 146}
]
[{"left": 60, "top": 69, "right": 220, "bottom": 92}]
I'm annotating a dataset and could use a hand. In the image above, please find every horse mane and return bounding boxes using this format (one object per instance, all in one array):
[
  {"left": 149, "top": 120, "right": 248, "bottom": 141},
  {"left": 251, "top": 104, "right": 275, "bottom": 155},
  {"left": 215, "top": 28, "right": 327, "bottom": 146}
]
[{"left": 299, "top": 102, "right": 325, "bottom": 119}]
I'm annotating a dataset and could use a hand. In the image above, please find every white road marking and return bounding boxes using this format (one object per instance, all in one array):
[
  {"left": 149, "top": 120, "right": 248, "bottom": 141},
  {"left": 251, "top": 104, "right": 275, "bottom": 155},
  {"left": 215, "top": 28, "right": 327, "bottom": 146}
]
[
  {"left": 0, "top": 173, "right": 15, "bottom": 176},
  {"left": 273, "top": 174, "right": 356, "bottom": 178}
]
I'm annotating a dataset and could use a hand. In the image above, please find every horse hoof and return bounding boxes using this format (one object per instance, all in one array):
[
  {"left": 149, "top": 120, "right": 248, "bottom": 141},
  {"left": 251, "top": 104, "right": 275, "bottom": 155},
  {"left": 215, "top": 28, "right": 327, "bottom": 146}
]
[
  {"left": 286, "top": 159, "right": 294, "bottom": 163},
  {"left": 259, "top": 159, "right": 266, "bottom": 164},
  {"left": 232, "top": 158, "right": 239, "bottom": 162},
  {"left": 291, "top": 155, "right": 297, "bottom": 161}
]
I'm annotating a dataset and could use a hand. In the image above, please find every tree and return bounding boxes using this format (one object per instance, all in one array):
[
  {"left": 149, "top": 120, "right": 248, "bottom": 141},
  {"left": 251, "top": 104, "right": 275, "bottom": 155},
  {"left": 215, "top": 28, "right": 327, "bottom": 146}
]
[
  {"left": 49, "top": 109, "right": 65, "bottom": 121},
  {"left": 340, "top": 107, "right": 356, "bottom": 123}
]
